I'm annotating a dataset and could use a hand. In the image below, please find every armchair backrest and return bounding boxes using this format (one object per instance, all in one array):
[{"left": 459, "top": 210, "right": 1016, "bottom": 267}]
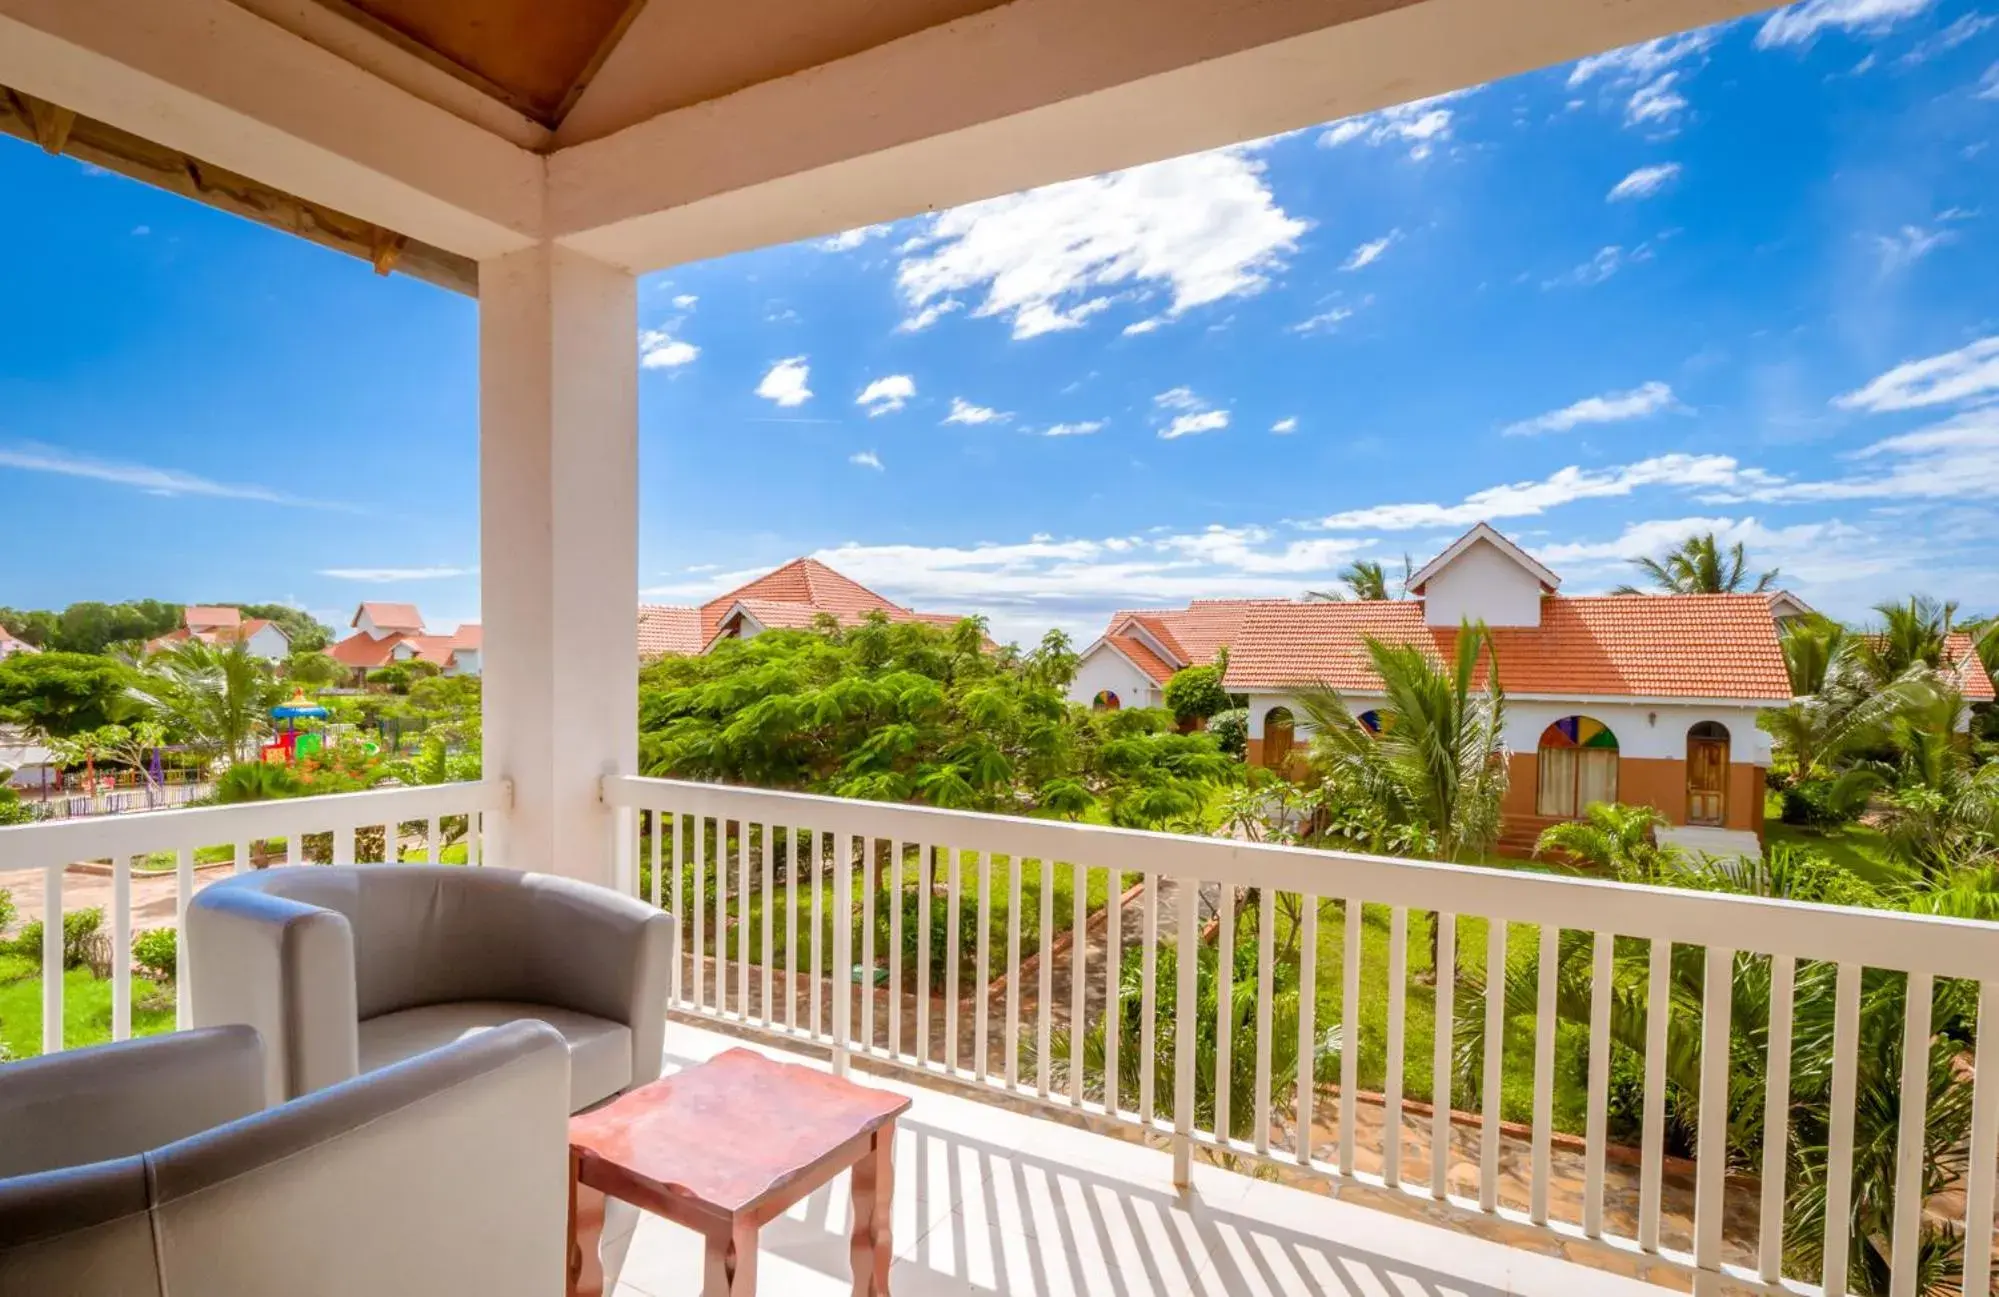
[{"left": 0, "top": 1020, "right": 570, "bottom": 1297}]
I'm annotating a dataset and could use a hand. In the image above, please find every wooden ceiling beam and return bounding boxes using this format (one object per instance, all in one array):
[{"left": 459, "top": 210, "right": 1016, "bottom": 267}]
[{"left": 0, "top": 83, "right": 476, "bottom": 296}]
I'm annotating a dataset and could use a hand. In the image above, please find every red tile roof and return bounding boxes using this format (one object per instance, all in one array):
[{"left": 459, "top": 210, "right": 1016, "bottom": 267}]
[
  {"left": 1946, "top": 631, "right": 1996, "bottom": 702},
  {"left": 354, "top": 602, "right": 424, "bottom": 633},
  {"left": 638, "top": 606, "right": 703, "bottom": 659},
  {"left": 327, "top": 631, "right": 404, "bottom": 670},
  {"left": 398, "top": 635, "right": 459, "bottom": 667},
  {"left": 449, "top": 623, "right": 482, "bottom": 652},
  {"left": 639, "top": 558, "right": 976, "bottom": 657},
  {"left": 1097, "top": 600, "right": 1292, "bottom": 673},
  {"left": 183, "top": 605, "right": 240, "bottom": 629},
  {"left": 1222, "top": 595, "right": 1795, "bottom": 701},
  {"left": 1106, "top": 634, "right": 1177, "bottom": 684}
]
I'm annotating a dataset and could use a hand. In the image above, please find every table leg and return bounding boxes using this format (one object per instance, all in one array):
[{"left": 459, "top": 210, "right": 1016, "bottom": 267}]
[
  {"left": 850, "top": 1122, "right": 895, "bottom": 1296},
  {"left": 567, "top": 1152, "right": 607, "bottom": 1297},
  {"left": 703, "top": 1221, "right": 759, "bottom": 1296}
]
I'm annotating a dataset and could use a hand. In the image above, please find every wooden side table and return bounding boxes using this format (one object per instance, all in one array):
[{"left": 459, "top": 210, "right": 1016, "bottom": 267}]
[{"left": 566, "top": 1048, "right": 912, "bottom": 1297}]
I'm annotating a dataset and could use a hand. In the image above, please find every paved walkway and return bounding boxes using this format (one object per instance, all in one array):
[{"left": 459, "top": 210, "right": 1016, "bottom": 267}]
[{"left": 0, "top": 863, "right": 232, "bottom": 938}]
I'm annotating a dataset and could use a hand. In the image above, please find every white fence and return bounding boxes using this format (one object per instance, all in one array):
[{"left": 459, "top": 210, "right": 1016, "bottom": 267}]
[
  {"left": 0, "top": 780, "right": 504, "bottom": 1051},
  {"left": 606, "top": 774, "right": 1999, "bottom": 1297}
]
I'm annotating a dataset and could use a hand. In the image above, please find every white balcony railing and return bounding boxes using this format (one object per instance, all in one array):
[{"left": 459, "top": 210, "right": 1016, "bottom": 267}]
[
  {"left": 0, "top": 780, "right": 504, "bottom": 1052},
  {"left": 605, "top": 774, "right": 1999, "bottom": 1297}
]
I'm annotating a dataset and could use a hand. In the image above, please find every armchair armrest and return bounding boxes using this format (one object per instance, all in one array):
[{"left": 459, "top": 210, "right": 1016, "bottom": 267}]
[
  {"left": 147, "top": 1020, "right": 571, "bottom": 1297},
  {"left": 187, "top": 885, "right": 360, "bottom": 1104},
  {"left": 518, "top": 874, "right": 676, "bottom": 1086},
  {"left": 0, "top": 1026, "right": 265, "bottom": 1180}
]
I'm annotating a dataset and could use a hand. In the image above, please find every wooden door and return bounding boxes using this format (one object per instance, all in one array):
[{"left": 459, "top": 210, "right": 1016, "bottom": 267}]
[{"left": 1687, "top": 737, "right": 1728, "bottom": 826}]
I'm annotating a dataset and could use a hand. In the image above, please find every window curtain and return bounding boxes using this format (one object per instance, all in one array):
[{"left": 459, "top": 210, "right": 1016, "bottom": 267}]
[
  {"left": 1538, "top": 748, "right": 1578, "bottom": 817},
  {"left": 1578, "top": 749, "right": 1619, "bottom": 809}
]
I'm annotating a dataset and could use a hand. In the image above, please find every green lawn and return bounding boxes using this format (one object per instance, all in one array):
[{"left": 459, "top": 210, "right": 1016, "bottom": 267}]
[
  {"left": 642, "top": 829, "right": 1110, "bottom": 990},
  {"left": 1278, "top": 900, "right": 1590, "bottom": 1134},
  {"left": 0, "top": 965, "right": 176, "bottom": 1060},
  {"left": 1763, "top": 793, "right": 1907, "bottom": 888}
]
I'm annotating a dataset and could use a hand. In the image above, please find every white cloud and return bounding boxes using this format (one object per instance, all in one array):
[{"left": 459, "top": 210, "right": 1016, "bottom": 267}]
[
  {"left": 1756, "top": 0, "right": 1935, "bottom": 48},
  {"left": 1713, "top": 405, "right": 1999, "bottom": 504},
  {"left": 755, "top": 357, "right": 813, "bottom": 407},
  {"left": 1874, "top": 224, "right": 1954, "bottom": 272},
  {"left": 1626, "top": 73, "right": 1689, "bottom": 125},
  {"left": 1608, "top": 162, "right": 1682, "bottom": 201},
  {"left": 1162, "top": 411, "right": 1230, "bottom": 440},
  {"left": 896, "top": 299, "right": 963, "bottom": 333},
  {"left": 1981, "top": 62, "right": 1999, "bottom": 99},
  {"left": 1290, "top": 305, "right": 1355, "bottom": 334},
  {"left": 638, "top": 328, "right": 699, "bottom": 369},
  {"left": 1038, "top": 421, "right": 1105, "bottom": 437},
  {"left": 1271, "top": 416, "right": 1299, "bottom": 434},
  {"left": 820, "top": 223, "right": 892, "bottom": 252},
  {"left": 895, "top": 147, "right": 1305, "bottom": 339},
  {"left": 1122, "top": 317, "right": 1164, "bottom": 336},
  {"left": 1311, "top": 453, "right": 1774, "bottom": 531},
  {"left": 1834, "top": 335, "right": 1999, "bottom": 410},
  {"left": 318, "top": 566, "right": 476, "bottom": 581},
  {"left": 1318, "top": 90, "right": 1475, "bottom": 160},
  {"left": 1502, "top": 381, "right": 1681, "bottom": 436},
  {"left": 1901, "top": 13, "right": 1995, "bottom": 62},
  {"left": 1569, "top": 31, "right": 1716, "bottom": 86},
  {"left": 856, "top": 374, "right": 916, "bottom": 416},
  {"left": 1342, "top": 230, "right": 1401, "bottom": 271},
  {"left": 849, "top": 450, "right": 884, "bottom": 471},
  {"left": 1545, "top": 245, "right": 1633, "bottom": 288},
  {"left": 672, "top": 293, "right": 699, "bottom": 309},
  {"left": 1155, "top": 387, "right": 1205, "bottom": 411},
  {"left": 943, "top": 397, "right": 1009, "bottom": 426},
  {"left": 0, "top": 442, "right": 347, "bottom": 508}
]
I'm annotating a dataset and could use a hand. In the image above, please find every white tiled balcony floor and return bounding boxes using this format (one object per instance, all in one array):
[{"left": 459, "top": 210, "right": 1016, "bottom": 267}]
[{"left": 611, "top": 1022, "right": 1675, "bottom": 1297}]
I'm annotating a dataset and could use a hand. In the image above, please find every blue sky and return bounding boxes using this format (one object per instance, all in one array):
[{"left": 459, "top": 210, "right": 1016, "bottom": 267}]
[{"left": 4, "top": 0, "right": 1999, "bottom": 646}]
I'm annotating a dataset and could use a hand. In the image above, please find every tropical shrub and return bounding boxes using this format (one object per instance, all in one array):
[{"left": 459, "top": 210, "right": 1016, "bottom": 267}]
[
  {"left": 1163, "top": 664, "right": 1231, "bottom": 726},
  {"left": 0, "top": 887, "right": 14, "bottom": 935},
  {"left": 215, "top": 761, "right": 305, "bottom": 803},
  {"left": 8, "top": 907, "right": 105, "bottom": 969},
  {"left": 132, "top": 927, "right": 177, "bottom": 983},
  {"left": 1208, "top": 707, "right": 1248, "bottom": 757}
]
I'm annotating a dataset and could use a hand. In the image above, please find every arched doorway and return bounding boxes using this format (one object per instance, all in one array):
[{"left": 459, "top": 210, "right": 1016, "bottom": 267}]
[
  {"left": 1687, "top": 721, "right": 1730, "bottom": 826},
  {"left": 1264, "top": 706, "right": 1296, "bottom": 770},
  {"left": 1092, "top": 690, "right": 1120, "bottom": 712},
  {"left": 1536, "top": 715, "right": 1619, "bottom": 818}
]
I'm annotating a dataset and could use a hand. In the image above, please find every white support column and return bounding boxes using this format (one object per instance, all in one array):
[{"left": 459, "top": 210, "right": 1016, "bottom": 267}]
[{"left": 479, "top": 243, "right": 638, "bottom": 885}]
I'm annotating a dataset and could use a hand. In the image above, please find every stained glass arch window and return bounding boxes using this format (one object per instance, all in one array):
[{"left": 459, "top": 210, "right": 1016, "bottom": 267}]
[
  {"left": 1538, "top": 715, "right": 1619, "bottom": 750},
  {"left": 1536, "top": 715, "right": 1619, "bottom": 817}
]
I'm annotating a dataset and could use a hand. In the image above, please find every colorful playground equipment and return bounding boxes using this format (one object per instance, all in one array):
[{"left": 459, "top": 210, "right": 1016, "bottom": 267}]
[{"left": 263, "top": 691, "right": 332, "bottom": 764}]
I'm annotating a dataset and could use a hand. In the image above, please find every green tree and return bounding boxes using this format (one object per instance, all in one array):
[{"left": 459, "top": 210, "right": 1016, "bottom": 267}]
[
  {"left": 1296, "top": 620, "right": 1509, "bottom": 864},
  {"left": 285, "top": 650, "right": 341, "bottom": 687},
  {"left": 231, "top": 603, "right": 334, "bottom": 653},
  {"left": 1780, "top": 615, "right": 1852, "bottom": 696},
  {"left": 49, "top": 721, "right": 171, "bottom": 796},
  {"left": 1163, "top": 663, "right": 1232, "bottom": 726},
  {"left": 1534, "top": 802, "right": 1676, "bottom": 881},
  {"left": 0, "top": 652, "right": 143, "bottom": 737},
  {"left": 1306, "top": 556, "right": 1410, "bottom": 602},
  {"left": 130, "top": 640, "right": 281, "bottom": 762},
  {"left": 1857, "top": 596, "right": 1957, "bottom": 685},
  {"left": 1613, "top": 532, "right": 1779, "bottom": 595}
]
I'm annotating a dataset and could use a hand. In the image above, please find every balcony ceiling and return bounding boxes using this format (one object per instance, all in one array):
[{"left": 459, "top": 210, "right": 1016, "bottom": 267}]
[{"left": 278, "top": 0, "right": 1013, "bottom": 141}]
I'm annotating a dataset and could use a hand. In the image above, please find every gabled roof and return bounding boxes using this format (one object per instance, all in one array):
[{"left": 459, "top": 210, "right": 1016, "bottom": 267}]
[
  {"left": 1222, "top": 594, "right": 1793, "bottom": 701},
  {"left": 1105, "top": 633, "right": 1177, "bottom": 684},
  {"left": 396, "top": 635, "right": 460, "bottom": 667},
  {"left": 1094, "top": 600, "right": 1291, "bottom": 672},
  {"left": 354, "top": 602, "right": 425, "bottom": 633},
  {"left": 1407, "top": 522, "right": 1561, "bottom": 594},
  {"left": 1945, "top": 631, "right": 1997, "bottom": 703},
  {"left": 449, "top": 623, "right": 483, "bottom": 652},
  {"left": 327, "top": 630, "right": 406, "bottom": 670},
  {"left": 1767, "top": 590, "right": 1816, "bottom": 621},
  {"left": 637, "top": 605, "right": 703, "bottom": 659},
  {"left": 697, "top": 558, "right": 903, "bottom": 644},
  {"left": 183, "top": 605, "right": 240, "bottom": 629}
]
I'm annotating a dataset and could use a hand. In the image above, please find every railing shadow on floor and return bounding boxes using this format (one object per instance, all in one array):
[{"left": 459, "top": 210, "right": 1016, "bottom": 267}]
[{"left": 659, "top": 1054, "right": 1544, "bottom": 1297}]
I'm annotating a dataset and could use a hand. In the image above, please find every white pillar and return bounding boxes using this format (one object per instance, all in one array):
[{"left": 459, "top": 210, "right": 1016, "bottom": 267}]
[{"left": 479, "top": 243, "right": 638, "bottom": 884}]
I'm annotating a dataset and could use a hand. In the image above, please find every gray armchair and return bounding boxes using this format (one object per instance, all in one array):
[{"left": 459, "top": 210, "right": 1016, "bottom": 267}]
[
  {"left": 0, "top": 1020, "right": 571, "bottom": 1297},
  {"left": 187, "top": 864, "right": 675, "bottom": 1111}
]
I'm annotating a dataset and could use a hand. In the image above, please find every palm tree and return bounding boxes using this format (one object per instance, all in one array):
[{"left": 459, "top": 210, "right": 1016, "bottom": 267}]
[
  {"left": 1857, "top": 596, "right": 1957, "bottom": 685},
  {"left": 1305, "top": 556, "right": 1412, "bottom": 603},
  {"left": 1533, "top": 802, "right": 1676, "bottom": 881},
  {"left": 1779, "top": 615, "right": 1851, "bottom": 696},
  {"left": 1612, "top": 532, "right": 1779, "bottom": 595},
  {"left": 129, "top": 639, "right": 279, "bottom": 763},
  {"left": 1296, "top": 621, "right": 1508, "bottom": 864}
]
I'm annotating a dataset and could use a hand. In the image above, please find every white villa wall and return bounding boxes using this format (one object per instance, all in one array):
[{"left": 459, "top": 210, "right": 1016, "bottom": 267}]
[
  {"left": 1246, "top": 691, "right": 1772, "bottom": 763},
  {"left": 355, "top": 610, "right": 398, "bottom": 640},
  {"left": 1070, "top": 648, "right": 1161, "bottom": 711},
  {"left": 448, "top": 647, "right": 482, "bottom": 677},
  {"left": 243, "top": 624, "right": 291, "bottom": 661},
  {"left": 1422, "top": 539, "right": 1545, "bottom": 628}
]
